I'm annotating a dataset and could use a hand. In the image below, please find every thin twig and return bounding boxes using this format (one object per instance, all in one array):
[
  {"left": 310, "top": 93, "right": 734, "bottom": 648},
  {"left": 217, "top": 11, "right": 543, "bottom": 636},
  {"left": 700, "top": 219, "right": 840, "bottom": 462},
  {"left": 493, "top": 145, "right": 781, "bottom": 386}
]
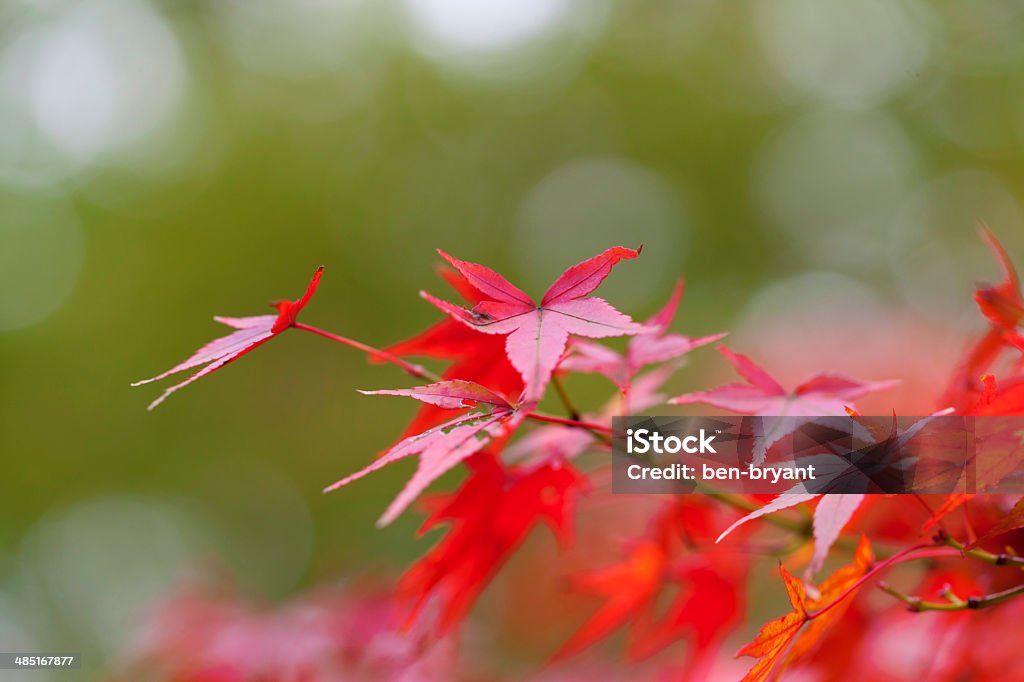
[
  {"left": 878, "top": 580, "right": 1024, "bottom": 612},
  {"left": 944, "top": 534, "right": 1024, "bottom": 568}
]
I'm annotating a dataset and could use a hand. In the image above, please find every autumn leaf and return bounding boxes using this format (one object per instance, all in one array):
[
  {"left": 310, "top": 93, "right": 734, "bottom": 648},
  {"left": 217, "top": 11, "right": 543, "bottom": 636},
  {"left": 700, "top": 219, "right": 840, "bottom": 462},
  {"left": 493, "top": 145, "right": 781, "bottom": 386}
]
[
  {"left": 400, "top": 453, "right": 586, "bottom": 633},
  {"left": 738, "top": 536, "right": 874, "bottom": 681},
  {"left": 965, "top": 495, "right": 1024, "bottom": 548},
  {"left": 716, "top": 493, "right": 818, "bottom": 545},
  {"left": 133, "top": 267, "right": 324, "bottom": 410},
  {"left": 921, "top": 493, "right": 974, "bottom": 535},
  {"left": 422, "top": 247, "right": 645, "bottom": 403},
  {"left": 553, "top": 540, "right": 667, "bottom": 661},
  {"left": 737, "top": 566, "right": 807, "bottom": 682},
  {"left": 555, "top": 500, "right": 746, "bottom": 666},
  {"left": 943, "top": 226, "right": 1024, "bottom": 409},
  {"left": 561, "top": 280, "right": 726, "bottom": 391},
  {"left": 975, "top": 223, "right": 1024, "bottom": 330},
  {"left": 382, "top": 266, "right": 522, "bottom": 440},
  {"left": 784, "top": 535, "right": 874, "bottom": 664},
  {"left": 805, "top": 494, "right": 867, "bottom": 578},
  {"left": 671, "top": 345, "right": 898, "bottom": 464},
  {"left": 324, "top": 380, "right": 523, "bottom": 526}
]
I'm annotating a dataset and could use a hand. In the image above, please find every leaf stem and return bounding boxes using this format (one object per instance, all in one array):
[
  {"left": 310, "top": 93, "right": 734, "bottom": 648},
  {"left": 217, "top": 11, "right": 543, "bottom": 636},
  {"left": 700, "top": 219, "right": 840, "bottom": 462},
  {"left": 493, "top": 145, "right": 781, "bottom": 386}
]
[
  {"left": 552, "top": 373, "right": 581, "bottom": 421},
  {"left": 293, "top": 322, "right": 441, "bottom": 382},
  {"left": 525, "top": 411, "right": 613, "bottom": 435}
]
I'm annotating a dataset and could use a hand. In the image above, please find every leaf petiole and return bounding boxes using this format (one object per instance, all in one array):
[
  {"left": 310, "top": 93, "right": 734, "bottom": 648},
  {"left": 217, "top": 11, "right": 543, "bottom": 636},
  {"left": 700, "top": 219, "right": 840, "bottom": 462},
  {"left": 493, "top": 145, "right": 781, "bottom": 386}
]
[{"left": 294, "top": 322, "right": 441, "bottom": 382}]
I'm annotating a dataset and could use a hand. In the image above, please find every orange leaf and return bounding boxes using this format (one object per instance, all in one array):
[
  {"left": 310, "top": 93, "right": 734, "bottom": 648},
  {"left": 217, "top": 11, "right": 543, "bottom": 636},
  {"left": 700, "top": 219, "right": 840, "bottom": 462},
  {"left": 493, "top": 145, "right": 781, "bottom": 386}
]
[
  {"left": 787, "top": 535, "right": 873, "bottom": 663},
  {"left": 737, "top": 566, "right": 806, "bottom": 682},
  {"left": 739, "top": 536, "right": 874, "bottom": 682}
]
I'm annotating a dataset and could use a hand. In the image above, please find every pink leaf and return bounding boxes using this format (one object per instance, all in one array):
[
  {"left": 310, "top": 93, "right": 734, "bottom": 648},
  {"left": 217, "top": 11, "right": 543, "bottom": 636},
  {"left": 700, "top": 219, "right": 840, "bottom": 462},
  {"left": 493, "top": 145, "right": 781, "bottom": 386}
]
[
  {"left": 806, "top": 494, "right": 865, "bottom": 578},
  {"left": 628, "top": 331, "right": 727, "bottom": 372},
  {"left": 561, "top": 281, "right": 725, "bottom": 391},
  {"left": 718, "top": 346, "right": 785, "bottom": 395},
  {"left": 715, "top": 493, "right": 817, "bottom": 544},
  {"left": 132, "top": 316, "right": 276, "bottom": 387},
  {"left": 646, "top": 279, "right": 686, "bottom": 333},
  {"left": 671, "top": 345, "right": 897, "bottom": 463},
  {"left": 359, "top": 380, "right": 513, "bottom": 410},
  {"left": 133, "top": 267, "right": 324, "bottom": 410},
  {"left": 424, "top": 248, "right": 644, "bottom": 402},
  {"left": 327, "top": 387, "right": 523, "bottom": 526}
]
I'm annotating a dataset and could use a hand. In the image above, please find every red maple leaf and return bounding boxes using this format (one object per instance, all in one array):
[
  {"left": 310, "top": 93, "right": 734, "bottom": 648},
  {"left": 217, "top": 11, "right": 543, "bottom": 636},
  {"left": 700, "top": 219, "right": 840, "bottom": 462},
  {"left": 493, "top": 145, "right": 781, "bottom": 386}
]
[
  {"left": 975, "top": 223, "right": 1024, "bottom": 330},
  {"left": 554, "top": 499, "right": 746, "bottom": 666},
  {"left": 560, "top": 280, "right": 726, "bottom": 392},
  {"left": 944, "top": 225, "right": 1024, "bottom": 409},
  {"left": 399, "top": 452, "right": 587, "bottom": 634},
  {"left": 133, "top": 267, "right": 324, "bottom": 410},
  {"left": 422, "top": 246, "right": 645, "bottom": 404},
  {"left": 324, "top": 380, "right": 524, "bottom": 526}
]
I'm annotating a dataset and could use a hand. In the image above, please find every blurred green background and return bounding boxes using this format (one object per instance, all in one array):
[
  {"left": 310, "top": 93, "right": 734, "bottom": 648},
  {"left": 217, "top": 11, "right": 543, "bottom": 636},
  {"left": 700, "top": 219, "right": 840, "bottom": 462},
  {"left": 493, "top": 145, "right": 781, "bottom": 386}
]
[{"left": 3, "top": 0, "right": 1024, "bottom": 675}]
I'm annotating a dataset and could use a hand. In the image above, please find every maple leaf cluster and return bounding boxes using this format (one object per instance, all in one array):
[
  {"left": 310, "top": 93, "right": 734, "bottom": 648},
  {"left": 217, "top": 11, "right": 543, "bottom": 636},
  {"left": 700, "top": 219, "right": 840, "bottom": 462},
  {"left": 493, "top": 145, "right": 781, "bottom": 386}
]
[{"left": 133, "top": 231, "right": 1024, "bottom": 681}]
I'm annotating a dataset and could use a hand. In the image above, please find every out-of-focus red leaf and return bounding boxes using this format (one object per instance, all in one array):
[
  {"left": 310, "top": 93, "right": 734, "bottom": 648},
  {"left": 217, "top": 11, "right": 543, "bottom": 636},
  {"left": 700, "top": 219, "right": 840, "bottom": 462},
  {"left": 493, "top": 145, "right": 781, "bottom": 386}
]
[
  {"left": 966, "top": 495, "right": 1024, "bottom": 548},
  {"left": 975, "top": 223, "right": 1024, "bottom": 330},
  {"left": 921, "top": 494, "right": 974, "bottom": 535},
  {"left": 400, "top": 454, "right": 587, "bottom": 634},
  {"left": 552, "top": 540, "right": 666, "bottom": 661},
  {"left": 555, "top": 500, "right": 746, "bottom": 666},
  {"left": 943, "top": 226, "right": 1024, "bottom": 409},
  {"left": 118, "top": 581, "right": 458, "bottom": 682}
]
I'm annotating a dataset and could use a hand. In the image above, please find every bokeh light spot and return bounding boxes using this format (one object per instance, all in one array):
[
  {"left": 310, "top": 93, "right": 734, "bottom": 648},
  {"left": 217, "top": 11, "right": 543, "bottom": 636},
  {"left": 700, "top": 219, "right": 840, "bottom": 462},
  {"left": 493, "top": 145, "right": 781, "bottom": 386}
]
[
  {"left": 753, "top": 0, "right": 931, "bottom": 106},
  {"left": 0, "top": 189, "right": 84, "bottom": 331},
  {"left": 403, "top": 0, "right": 571, "bottom": 54},
  {"left": 17, "top": 0, "right": 186, "bottom": 166},
  {"left": 751, "top": 110, "right": 919, "bottom": 270},
  {"left": 515, "top": 156, "right": 686, "bottom": 307}
]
